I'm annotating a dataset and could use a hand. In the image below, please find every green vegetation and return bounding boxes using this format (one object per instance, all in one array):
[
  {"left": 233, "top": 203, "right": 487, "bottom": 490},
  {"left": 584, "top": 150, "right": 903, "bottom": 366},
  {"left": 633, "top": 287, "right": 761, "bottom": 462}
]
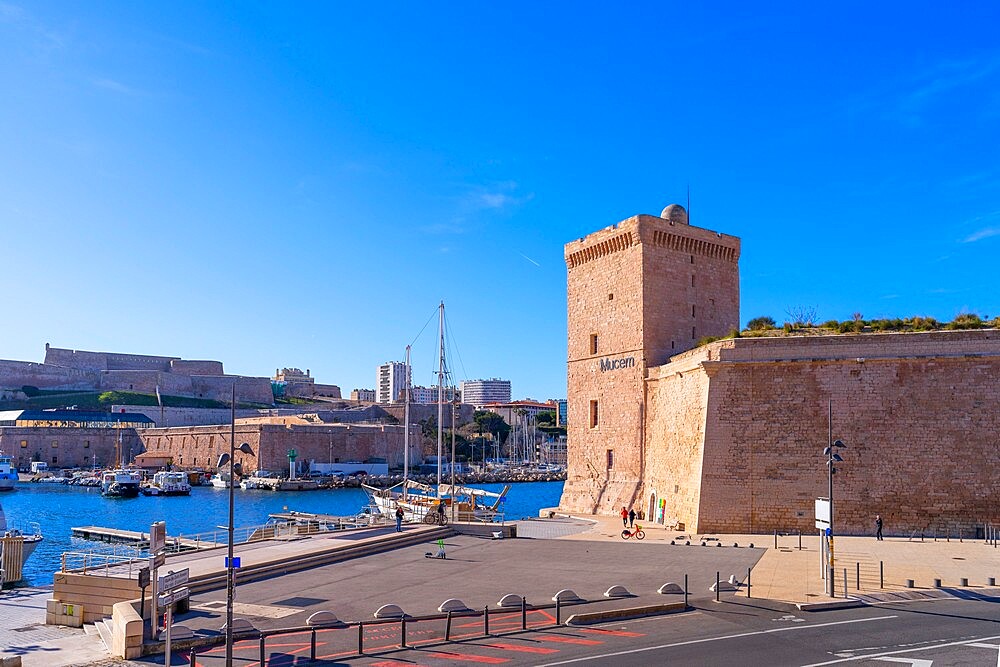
[
  {"left": 274, "top": 396, "right": 324, "bottom": 406},
  {"left": 0, "top": 390, "right": 233, "bottom": 411},
  {"left": 699, "top": 312, "right": 999, "bottom": 347}
]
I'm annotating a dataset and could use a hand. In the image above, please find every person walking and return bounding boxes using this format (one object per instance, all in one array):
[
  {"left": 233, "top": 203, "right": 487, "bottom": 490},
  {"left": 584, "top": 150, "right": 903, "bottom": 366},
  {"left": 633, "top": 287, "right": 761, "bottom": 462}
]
[
  {"left": 875, "top": 514, "right": 883, "bottom": 541},
  {"left": 620, "top": 506, "right": 628, "bottom": 528},
  {"left": 628, "top": 507, "right": 636, "bottom": 529},
  {"left": 395, "top": 505, "right": 404, "bottom": 532},
  {"left": 437, "top": 500, "right": 446, "bottom": 525}
]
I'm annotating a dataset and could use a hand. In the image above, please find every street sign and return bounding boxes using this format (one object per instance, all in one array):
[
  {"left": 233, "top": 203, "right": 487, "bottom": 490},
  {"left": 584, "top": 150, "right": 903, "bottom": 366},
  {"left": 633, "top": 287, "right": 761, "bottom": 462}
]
[
  {"left": 825, "top": 527, "right": 831, "bottom": 537},
  {"left": 150, "top": 553, "right": 166, "bottom": 569},
  {"left": 815, "top": 498, "right": 830, "bottom": 529},
  {"left": 138, "top": 567, "right": 150, "bottom": 589},
  {"left": 158, "top": 568, "right": 189, "bottom": 591},
  {"left": 157, "top": 586, "right": 190, "bottom": 608},
  {"left": 225, "top": 556, "right": 242, "bottom": 568},
  {"left": 150, "top": 521, "right": 167, "bottom": 553}
]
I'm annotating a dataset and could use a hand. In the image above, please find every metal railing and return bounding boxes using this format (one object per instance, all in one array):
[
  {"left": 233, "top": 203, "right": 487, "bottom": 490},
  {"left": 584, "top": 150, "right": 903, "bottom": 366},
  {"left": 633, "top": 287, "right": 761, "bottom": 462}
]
[{"left": 61, "top": 552, "right": 144, "bottom": 578}]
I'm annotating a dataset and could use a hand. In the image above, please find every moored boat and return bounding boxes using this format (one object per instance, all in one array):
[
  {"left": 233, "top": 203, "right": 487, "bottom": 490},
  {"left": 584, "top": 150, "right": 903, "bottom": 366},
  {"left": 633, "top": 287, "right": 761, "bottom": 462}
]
[
  {"left": 100, "top": 469, "right": 142, "bottom": 498},
  {"left": 142, "top": 470, "right": 192, "bottom": 496},
  {"left": 0, "top": 500, "right": 43, "bottom": 585},
  {"left": 0, "top": 453, "right": 18, "bottom": 492}
]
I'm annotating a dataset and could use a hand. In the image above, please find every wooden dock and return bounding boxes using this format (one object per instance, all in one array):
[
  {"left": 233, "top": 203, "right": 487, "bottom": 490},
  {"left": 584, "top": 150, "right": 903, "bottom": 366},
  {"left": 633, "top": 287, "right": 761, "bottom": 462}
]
[{"left": 71, "top": 526, "right": 222, "bottom": 551}]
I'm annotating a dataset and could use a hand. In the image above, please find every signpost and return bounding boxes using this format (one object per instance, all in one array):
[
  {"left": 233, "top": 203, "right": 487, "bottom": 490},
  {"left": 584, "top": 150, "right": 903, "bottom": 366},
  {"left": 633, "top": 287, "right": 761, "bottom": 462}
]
[
  {"left": 149, "top": 521, "right": 166, "bottom": 638},
  {"left": 158, "top": 567, "right": 190, "bottom": 667}
]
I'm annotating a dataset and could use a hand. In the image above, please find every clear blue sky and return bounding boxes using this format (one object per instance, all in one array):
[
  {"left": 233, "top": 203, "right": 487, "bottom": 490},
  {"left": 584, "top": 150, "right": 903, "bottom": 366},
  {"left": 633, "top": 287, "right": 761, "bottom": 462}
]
[{"left": 2, "top": 3, "right": 998, "bottom": 400}]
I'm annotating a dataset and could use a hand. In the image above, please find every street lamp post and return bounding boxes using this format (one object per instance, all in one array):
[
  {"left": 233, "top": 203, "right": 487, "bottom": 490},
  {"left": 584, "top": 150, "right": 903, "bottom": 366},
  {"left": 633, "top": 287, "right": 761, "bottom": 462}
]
[
  {"left": 824, "top": 401, "right": 846, "bottom": 597},
  {"left": 219, "top": 385, "right": 255, "bottom": 666}
]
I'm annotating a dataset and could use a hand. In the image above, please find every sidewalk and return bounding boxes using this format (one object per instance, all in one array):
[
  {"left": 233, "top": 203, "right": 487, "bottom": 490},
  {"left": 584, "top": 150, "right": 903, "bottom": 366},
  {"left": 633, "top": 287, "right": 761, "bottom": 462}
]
[{"left": 552, "top": 512, "right": 1000, "bottom": 604}]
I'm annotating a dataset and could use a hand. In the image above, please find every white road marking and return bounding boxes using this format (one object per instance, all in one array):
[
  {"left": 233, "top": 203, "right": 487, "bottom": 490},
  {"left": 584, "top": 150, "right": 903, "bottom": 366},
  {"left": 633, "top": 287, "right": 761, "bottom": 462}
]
[
  {"left": 800, "top": 634, "right": 1000, "bottom": 666},
  {"left": 537, "top": 615, "right": 898, "bottom": 666},
  {"left": 872, "top": 658, "right": 932, "bottom": 666}
]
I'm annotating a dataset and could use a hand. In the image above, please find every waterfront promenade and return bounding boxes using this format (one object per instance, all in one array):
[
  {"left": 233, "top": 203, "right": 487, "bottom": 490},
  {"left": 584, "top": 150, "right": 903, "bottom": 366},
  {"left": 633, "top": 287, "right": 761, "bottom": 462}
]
[{"left": 1, "top": 514, "right": 998, "bottom": 666}]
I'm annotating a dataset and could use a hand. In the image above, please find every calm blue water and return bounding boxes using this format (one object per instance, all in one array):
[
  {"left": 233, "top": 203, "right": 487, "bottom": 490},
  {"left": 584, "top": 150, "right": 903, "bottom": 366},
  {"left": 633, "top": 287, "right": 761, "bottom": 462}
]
[{"left": 1, "top": 480, "right": 564, "bottom": 586}]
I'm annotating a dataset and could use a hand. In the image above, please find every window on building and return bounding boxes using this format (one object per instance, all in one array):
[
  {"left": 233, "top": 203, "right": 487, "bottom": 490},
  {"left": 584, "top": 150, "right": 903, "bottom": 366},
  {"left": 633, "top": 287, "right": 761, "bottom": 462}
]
[
  {"left": 84, "top": 440, "right": 90, "bottom": 449},
  {"left": 671, "top": 341, "right": 675, "bottom": 350},
  {"left": 52, "top": 455, "right": 58, "bottom": 465},
  {"left": 589, "top": 400, "right": 599, "bottom": 428},
  {"left": 52, "top": 440, "right": 58, "bottom": 448},
  {"left": 608, "top": 293, "right": 614, "bottom": 301},
  {"left": 691, "top": 274, "right": 695, "bottom": 287},
  {"left": 20, "top": 440, "right": 27, "bottom": 448},
  {"left": 692, "top": 326, "right": 696, "bottom": 340},
  {"left": 590, "top": 334, "right": 599, "bottom": 355},
  {"left": 692, "top": 304, "right": 696, "bottom": 317},
  {"left": 606, "top": 449, "right": 614, "bottom": 469},
  {"left": 690, "top": 255, "right": 695, "bottom": 264}
]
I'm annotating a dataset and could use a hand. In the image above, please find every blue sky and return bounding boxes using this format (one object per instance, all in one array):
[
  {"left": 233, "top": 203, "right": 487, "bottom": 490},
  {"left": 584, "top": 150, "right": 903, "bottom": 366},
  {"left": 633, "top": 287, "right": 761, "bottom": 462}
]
[{"left": 2, "top": 3, "right": 999, "bottom": 400}]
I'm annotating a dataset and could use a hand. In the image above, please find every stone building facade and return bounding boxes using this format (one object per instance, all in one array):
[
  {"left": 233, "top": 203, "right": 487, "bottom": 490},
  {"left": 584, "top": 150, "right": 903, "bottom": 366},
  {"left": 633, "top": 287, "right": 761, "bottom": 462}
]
[{"left": 560, "top": 203, "right": 1000, "bottom": 536}]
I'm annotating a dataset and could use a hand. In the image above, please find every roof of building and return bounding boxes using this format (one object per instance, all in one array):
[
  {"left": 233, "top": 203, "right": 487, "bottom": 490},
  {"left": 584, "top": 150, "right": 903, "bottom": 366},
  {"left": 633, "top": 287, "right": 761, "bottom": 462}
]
[{"left": 0, "top": 410, "right": 155, "bottom": 424}]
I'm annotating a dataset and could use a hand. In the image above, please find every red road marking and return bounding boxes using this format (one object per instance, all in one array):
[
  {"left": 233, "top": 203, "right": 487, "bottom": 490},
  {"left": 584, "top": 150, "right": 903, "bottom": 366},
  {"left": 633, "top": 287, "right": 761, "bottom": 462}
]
[
  {"left": 537, "top": 634, "right": 604, "bottom": 646},
  {"left": 580, "top": 627, "right": 645, "bottom": 638},
  {"left": 426, "top": 650, "right": 510, "bottom": 663},
  {"left": 372, "top": 662, "right": 430, "bottom": 667},
  {"left": 483, "top": 642, "right": 560, "bottom": 654}
]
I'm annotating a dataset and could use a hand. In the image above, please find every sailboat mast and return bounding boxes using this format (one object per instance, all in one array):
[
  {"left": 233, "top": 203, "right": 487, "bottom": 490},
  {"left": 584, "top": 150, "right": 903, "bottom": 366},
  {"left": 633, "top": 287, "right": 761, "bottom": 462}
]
[
  {"left": 436, "top": 301, "right": 445, "bottom": 493},
  {"left": 403, "top": 344, "right": 411, "bottom": 500}
]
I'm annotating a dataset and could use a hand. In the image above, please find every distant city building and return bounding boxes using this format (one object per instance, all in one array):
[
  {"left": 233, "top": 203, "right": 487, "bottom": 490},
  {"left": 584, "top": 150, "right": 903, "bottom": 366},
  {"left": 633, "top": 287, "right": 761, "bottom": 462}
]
[
  {"left": 409, "top": 385, "right": 459, "bottom": 404},
  {"left": 351, "top": 388, "right": 376, "bottom": 402},
  {"left": 478, "top": 399, "right": 557, "bottom": 424},
  {"left": 551, "top": 399, "right": 568, "bottom": 426},
  {"left": 377, "top": 361, "right": 409, "bottom": 404},
  {"left": 460, "top": 378, "right": 512, "bottom": 408}
]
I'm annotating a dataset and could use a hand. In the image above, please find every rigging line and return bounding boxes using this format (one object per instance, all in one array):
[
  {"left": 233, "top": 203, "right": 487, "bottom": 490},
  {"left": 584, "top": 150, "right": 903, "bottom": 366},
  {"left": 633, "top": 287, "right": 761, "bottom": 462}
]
[
  {"left": 408, "top": 305, "right": 441, "bottom": 349},
  {"left": 443, "top": 312, "right": 469, "bottom": 384}
]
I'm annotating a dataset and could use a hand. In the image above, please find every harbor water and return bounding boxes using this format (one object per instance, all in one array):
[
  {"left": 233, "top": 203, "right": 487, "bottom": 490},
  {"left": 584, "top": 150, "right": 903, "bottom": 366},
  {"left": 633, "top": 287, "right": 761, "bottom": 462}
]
[{"left": 2, "top": 480, "right": 565, "bottom": 586}]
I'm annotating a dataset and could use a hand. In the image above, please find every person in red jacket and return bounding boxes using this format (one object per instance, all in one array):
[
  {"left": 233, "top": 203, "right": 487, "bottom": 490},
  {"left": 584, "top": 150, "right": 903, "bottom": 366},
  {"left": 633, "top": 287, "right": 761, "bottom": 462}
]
[{"left": 620, "top": 506, "right": 628, "bottom": 528}]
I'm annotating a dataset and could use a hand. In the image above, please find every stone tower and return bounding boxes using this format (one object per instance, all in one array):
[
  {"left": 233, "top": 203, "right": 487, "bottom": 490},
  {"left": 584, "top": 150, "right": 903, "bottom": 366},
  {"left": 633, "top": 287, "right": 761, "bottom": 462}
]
[{"left": 559, "top": 204, "right": 741, "bottom": 515}]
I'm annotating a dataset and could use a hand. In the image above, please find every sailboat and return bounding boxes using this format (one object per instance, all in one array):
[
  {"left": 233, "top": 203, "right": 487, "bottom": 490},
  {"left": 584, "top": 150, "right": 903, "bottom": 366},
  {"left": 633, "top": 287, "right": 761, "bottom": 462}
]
[
  {"left": 100, "top": 424, "right": 141, "bottom": 498},
  {"left": 363, "top": 302, "right": 509, "bottom": 523}
]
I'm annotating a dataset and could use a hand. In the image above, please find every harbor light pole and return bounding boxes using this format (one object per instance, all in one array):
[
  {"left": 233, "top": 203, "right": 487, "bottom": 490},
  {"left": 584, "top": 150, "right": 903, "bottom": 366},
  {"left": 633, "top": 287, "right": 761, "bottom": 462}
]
[
  {"left": 219, "top": 385, "right": 255, "bottom": 667},
  {"left": 824, "top": 400, "right": 846, "bottom": 597}
]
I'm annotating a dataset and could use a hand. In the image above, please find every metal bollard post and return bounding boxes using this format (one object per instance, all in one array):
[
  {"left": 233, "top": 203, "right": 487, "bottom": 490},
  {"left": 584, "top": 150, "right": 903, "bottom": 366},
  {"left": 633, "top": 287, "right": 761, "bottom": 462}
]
[
  {"left": 358, "top": 622, "right": 364, "bottom": 655},
  {"left": 856, "top": 562, "right": 860, "bottom": 590},
  {"left": 843, "top": 568, "right": 847, "bottom": 598},
  {"left": 716, "top": 572, "right": 720, "bottom": 602},
  {"left": 880, "top": 561, "right": 884, "bottom": 589},
  {"left": 774, "top": 530, "right": 778, "bottom": 549},
  {"left": 747, "top": 567, "right": 751, "bottom": 598},
  {"left": 684, "top": 574, "right": 689, "bottom": 608},
  {"left": 310, "top": 628, "right": 316, "bottom": 661},
  {"left": 521, "top": 596, "right": 527, "bottom": 630},
  {"left": 485, "top": 605, "right": 491, "bottom": 635},
  {"left": 259, "top": 633, "right": 266, "bottom": 667},
  {"left": 189, "top": 649, "right": 197, "bottom": 667},
  {"left": 798, "top": 530, "right": 802, "bottom": 550},
  {"left": 446, "top": 611, "right": 452, "bottom": 641},
  {"left": 400, "top": 616, "right": 407, "bottom": 648},
  {"left": 555, "top": 599, "right": 561, "bottom": 626}
]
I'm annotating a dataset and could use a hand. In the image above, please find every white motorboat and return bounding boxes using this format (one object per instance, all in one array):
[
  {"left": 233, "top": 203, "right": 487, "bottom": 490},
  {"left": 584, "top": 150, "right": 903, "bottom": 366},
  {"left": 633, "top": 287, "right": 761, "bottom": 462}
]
[
  {"left": 0, "top": 501, "right": 43, "bottom": 583},
  {"left": 209, "top": 472, "right": 233, "bottom": 489},
  {"left": 100, "top": 469, "right": 142, "bottom": 498},
  {"left": 142, "top": 471, "right": 191, "bottom": 496},
  {"left": 0, "top": 453, "right": 18, "bottom": 492}
]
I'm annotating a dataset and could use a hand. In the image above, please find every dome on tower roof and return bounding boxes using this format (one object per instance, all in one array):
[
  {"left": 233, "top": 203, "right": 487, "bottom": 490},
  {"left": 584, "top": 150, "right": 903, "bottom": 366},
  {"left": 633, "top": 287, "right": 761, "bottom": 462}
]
[{"left": 660, "top": 204, "right": 688, "bottom": 225}]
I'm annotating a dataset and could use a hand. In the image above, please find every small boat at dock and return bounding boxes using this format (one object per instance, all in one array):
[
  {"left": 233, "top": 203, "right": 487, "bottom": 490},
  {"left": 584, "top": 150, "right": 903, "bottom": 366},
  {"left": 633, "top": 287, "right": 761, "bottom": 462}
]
[
  {"left": 0, "top": 500, "right": 43, "bottom": 585},
  {"left": 0, "top": 453, "right": 18, "bottom": 491},
  {"left": 100, "top": 469, "right": 142, "bottom": 498},
  {"left": 142, "top": 470, "right": 192, "bottom": 496}
]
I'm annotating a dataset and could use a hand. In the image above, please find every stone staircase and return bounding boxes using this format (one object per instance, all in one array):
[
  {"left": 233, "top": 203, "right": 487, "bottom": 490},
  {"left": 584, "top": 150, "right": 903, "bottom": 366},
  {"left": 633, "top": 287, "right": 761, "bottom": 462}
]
[{"left": 84, "top": 619, "right": 114, "bottom": 653}]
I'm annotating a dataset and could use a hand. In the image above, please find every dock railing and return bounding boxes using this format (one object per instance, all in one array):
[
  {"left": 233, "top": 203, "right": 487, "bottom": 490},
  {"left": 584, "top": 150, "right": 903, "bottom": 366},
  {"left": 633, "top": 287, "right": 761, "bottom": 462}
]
[{"left": 61, "top": 552, "right": 145, "bottom": 578}]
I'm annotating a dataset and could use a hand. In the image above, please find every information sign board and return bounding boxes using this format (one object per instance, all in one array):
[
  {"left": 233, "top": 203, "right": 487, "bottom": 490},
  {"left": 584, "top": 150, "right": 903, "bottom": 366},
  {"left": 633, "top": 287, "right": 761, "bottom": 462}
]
[
  {"left": 815, "top": 498, "right": 830, "bottom": 529},
  {"left": 158, "top": 568, "right": 189, "bottom": 591},
  {"left": 157, "top": 586, "right": 190, "bottom": 608},
  {"left": 150, "top": 521, "right": 167, "bottom": 553}
]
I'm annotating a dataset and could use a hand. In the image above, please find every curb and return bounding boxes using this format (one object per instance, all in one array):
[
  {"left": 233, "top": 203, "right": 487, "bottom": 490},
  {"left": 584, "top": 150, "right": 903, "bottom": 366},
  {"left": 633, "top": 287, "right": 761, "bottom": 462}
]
[
  {"left": 565, "top": 602, "right": 687, "bottom": 625},
  {"left": 796, "top": 598, "right": 866, "bottom": 611}
]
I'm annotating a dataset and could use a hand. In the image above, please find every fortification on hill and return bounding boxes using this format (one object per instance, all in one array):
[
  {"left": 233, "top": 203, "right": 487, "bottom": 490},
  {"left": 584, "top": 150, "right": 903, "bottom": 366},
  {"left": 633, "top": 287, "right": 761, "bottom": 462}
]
[{"left": 560, "top": 203, "right": 1000, "bottom": 536}]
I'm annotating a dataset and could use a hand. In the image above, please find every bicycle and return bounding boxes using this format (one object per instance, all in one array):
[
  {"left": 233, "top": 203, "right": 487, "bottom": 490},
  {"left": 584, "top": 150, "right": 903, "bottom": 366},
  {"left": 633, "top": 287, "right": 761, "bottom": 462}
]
[
  {"left": 621, "top": 524, "right": 645, "bottom": 540},
  {"left": 423, "top": 512, "right": 449, "bottom": 526}
]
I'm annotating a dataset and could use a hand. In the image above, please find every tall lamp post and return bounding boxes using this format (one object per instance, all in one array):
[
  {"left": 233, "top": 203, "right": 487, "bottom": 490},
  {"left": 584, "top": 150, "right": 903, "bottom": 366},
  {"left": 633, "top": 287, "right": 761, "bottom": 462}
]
[
  {"left": 824, "top": 434, "right": 846, "bottom": 597},
  {"left": 218, "top": 442, "right": 254, "bottom": 666}
]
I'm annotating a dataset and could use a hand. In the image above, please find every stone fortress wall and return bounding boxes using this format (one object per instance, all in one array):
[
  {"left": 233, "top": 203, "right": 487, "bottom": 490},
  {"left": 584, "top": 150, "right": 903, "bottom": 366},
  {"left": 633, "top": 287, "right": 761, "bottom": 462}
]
[
  {"left": 0, "top": 344, "right": 274, "bottom": 405},
  {"left": 560, "top": 203, "right": 1000, "bottom": 536}
]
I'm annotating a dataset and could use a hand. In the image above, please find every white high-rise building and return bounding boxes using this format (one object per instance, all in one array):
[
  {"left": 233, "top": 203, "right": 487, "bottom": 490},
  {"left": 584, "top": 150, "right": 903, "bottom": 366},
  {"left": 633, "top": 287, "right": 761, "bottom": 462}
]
[
  {"left": 460, "top": 378, "right": 512, "bottom": 408},
  {"left": 410, "top": 385, "right": 459, "bottom": 404},
  {"left": 376, "top": 361, "right": 409, "bottom": 404}
]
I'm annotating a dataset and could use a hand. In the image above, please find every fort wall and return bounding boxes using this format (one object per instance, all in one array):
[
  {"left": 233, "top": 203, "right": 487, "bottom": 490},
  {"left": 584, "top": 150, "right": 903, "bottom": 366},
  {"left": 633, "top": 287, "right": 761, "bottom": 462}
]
[
  {"left": 169, "top": 360, "right": 224, "bottom": 375},
  {"left": 646, "top": 332, "right": 1000, "bottom": 535},
  {"left": 0, "top": 359, "right": 100, "bottom": 391}
]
